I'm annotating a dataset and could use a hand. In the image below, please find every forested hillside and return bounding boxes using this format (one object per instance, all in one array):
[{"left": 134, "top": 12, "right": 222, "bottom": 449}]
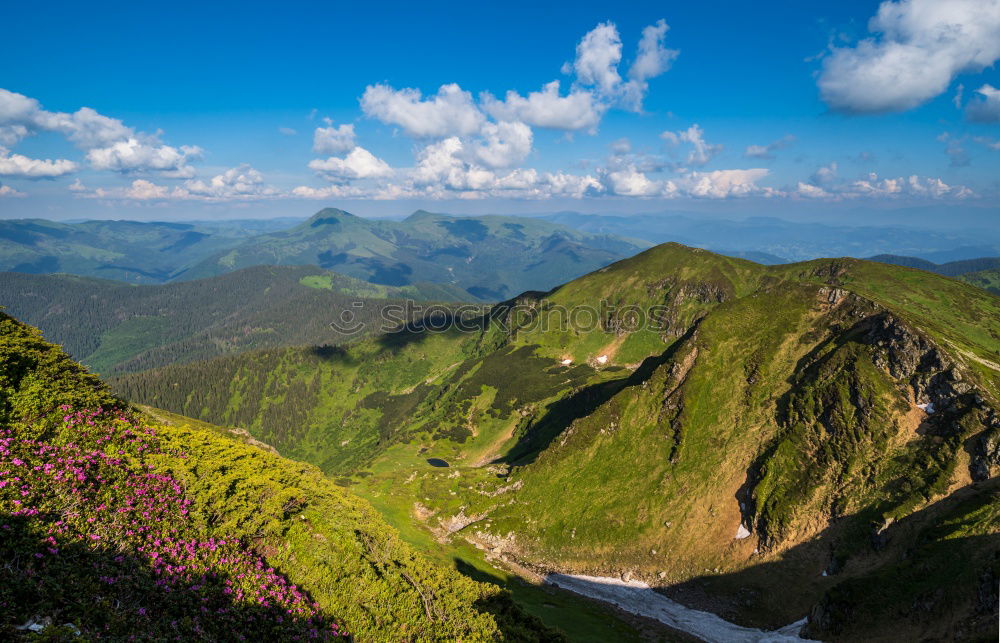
[
  {"left": 0, "top": 311, "right": 556, "bottom": 640},
  {"left": 115, "top": 244, "right": 1000, "bottom": 640},
  {"left": 0, "top": 265, "right": 469, "bottom": 375},
  {"left": 960, "top": 268, "right": 1000, "bottom": 296}
]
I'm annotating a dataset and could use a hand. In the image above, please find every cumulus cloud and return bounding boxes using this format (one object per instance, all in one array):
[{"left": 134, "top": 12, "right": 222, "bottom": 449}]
[
  {"left": 682, "top": 169, "right": 774, "bottom": 198},
  {"left": 818, "top": 0, "right": 1000, "bottom": 113},
  {"left": 312, "top": 122, "right": 355, "bottom": 154},
  {"left": 966, "top": 84, "right": 1000, "bottom": 122},
  {"left": 623, "top": 19, "right": 679, "bottom": 110},
  {"left": 602, "top": 165, "right": 669, "bottom": 197},
  {"left": 481, "top": 81, "right": 604, "bottom": 132},
  {"left": 0, "top": 183, "right": 25, "bottom": 197},
  {"left": 184, "top": 164, "right": 280, "bottom": 199},
  {"left": 570, "top": 22, "right": 623, "bottom": 95},
  {"left": 308, "top": 146, "right": 393, "bottom": 181},
  {"left": 0, "top": 88, "right": 203, "bottom": 177},
  {"left": 81, "top": 165, "right": 282, "bottom": 201},
  {"left": 360, "top": 83, "right": 485, "bottom": 138},
  {"left": 85, "top": 138, "right": 202, "bottom": 177},
  {"left": 662, "top": 124, "right": 723, "bottom": 167},
  {"left": 796, "top": 162, "right": 974, "bottom": 200},
  {"left": 0, "top": 148, "right": 78, "bottom": 178},
  {"left": 743, "top": 135, "right": 795, "bottom": 160},
  {"left": 471, "top": 121, "right": 533, "bottom": 168}
]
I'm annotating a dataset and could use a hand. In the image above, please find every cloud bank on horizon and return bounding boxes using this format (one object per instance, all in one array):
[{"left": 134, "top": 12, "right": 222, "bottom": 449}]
[{"left": 1, "top": 0, "right": 998, "bottom": 210}]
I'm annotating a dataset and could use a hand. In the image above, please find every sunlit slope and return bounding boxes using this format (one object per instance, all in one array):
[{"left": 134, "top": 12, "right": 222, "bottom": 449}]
[{"left": 0, "top": 312, "right": 556, "bottom": 641}]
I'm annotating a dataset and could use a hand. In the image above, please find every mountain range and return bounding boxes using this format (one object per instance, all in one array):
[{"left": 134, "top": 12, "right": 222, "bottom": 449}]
[
  {"left": 542, "top": 212, "right": 1000, "bottom": 264},
  {"left": 0, "top": 217, "right": 301, "bottom": 283},
  {"left": 180, "top": 209, "right": 649, "bottom": 300},
  {"left": 111, "top": 243, "right": 1000, "bottom": 640}
]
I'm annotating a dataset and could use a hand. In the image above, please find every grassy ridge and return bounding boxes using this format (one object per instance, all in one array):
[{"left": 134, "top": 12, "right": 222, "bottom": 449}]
[{"left": 0, "top": 311, "right": 557, "bottom": 640}]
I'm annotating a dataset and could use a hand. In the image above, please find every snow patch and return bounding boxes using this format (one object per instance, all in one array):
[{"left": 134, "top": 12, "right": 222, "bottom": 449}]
[
  {"left": 596, "top": 355, "right": 608, "bottom": 364},
  {"left": 545, "top": 573, "right": 816, "bottom": 642},
  {"left": 735, "top": 524, "right": 752, "bottom": 540},
  {"left": 917, "top": 402, "right": 935, "bottom": 414},
  {"left": 561, "top": 359, "right": 573, "bottom": 365}
]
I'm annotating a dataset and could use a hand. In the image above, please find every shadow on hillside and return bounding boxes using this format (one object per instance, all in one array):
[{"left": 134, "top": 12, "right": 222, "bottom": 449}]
[
  {"left": 374, "top": 308, "right": 491, "bottom": 352},
  {"left": 0, "top": 513, "right": 338, "bottom": 639},
  {"left": 656, "top": 480, "right": 999, "bottom": 640},
  {"left": 501, "top": 324, "right": 699, "bottom": 466},
  {"left": 308, "top": 344, "right": 353, "bottom": 363}
]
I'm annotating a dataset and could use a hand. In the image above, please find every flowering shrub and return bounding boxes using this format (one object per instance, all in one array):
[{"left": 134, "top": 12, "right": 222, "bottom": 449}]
[{"left": 0, "top": 406, "right": 343, "bottom": 639}]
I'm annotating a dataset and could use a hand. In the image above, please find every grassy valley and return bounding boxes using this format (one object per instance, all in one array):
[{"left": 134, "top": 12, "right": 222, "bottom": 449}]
[{"left": 111, "top": 243, "right": 1000, "bottom": 640}]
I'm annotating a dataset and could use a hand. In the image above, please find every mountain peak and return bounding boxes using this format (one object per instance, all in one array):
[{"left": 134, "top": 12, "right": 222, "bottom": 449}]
[
  {"left": 304, "top": 208, "right": 364, "bottom": 228},
  {"left": 404, "top": 209, "right": 440, "bottom": 222}
]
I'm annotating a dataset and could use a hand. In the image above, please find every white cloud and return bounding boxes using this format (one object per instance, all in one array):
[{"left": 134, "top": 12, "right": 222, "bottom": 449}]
[
  {"left": 471, "top": 121, "right": 533, "bottom": 168},
  {"left": 360, "top": 83, "right": 485, "bottom": 138},
  {"left": 0, "top": 183, "right": 25, "bottom": 197},
  {"left": 312, "top": 122, "right": 355, "bottom": 154},
  {"left": 795, "top": 182, "right": 832, "bottom": 198},
  {"left": 308, "top": 146, "right": 393, "bottom": 182},
  {"left": 602, "top": 165, "right": 668, "bottom": 197},
  {"left": 662, "top": 124, "right": 723, "bottom": 167},
  {"left": 184, "top": 164, "right": 280, "bottom": 199},
  {"left": 818, "top": 0, "right": 1000, "bottom": 113},
  {"left": 797, "top": 163, "right": 975, "bottom": 200},
  {"left": 743, "top": 135, "right": 795, "bottom": 160},
  {"left": 0, "top": 88, "right": 203, "bottom": 177},
  {"left": 623, "top": 19, "right": 679, "bottom": 110},
  {"left": 570, "top": 22, "right": 623, "bottom": 95},
  {"left": 0, "top": 148, "right": 78, "bottom": 178},
  {"left": 278, "top": 126, "right": 297, "bottom": 136},
  {"left": 68, "top": 178, "right": 86, "bottom": 191},
  {"left": 481, "top": 81, "right": 604, "bottom": 131},
  {"left": 81, "top": 165, "right": 282, "bottom": 201},
  {"left": 682, "top": 168, "right": 774, "bottom": 198},
  {"left": 966, "top": 84, "right": 1000, "bottom": 122},
  {"left": 85, "top": 138, "right": 202, "bottom": 177}
]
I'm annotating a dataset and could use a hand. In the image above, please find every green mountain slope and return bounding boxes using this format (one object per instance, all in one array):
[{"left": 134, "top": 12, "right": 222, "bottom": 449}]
[
  {"left": 114, "top": 243, "right": 1000, "bottom": 639},
  {"left": 960, "top": 268, "right": 1000, "bottom": 296},
  {"left": 182, "top": 208, "right": 650, "bottom": 300},
  {"left": 0, "top": 218, "right": 297, "bottom": 283},
  {"left": 0, "top": 265, "right": 468, "bottom": 375},
  {"left": 0, "top": 310, "right": 557, "bottom": 640}
]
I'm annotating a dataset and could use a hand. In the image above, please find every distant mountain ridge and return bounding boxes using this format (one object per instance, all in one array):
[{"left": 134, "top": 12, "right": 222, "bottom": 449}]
[
  {"left": 0, "top": 217, "right": 301, "bottom": 283},
  {"left": 542, "top": 212, "right": 1000, "bottom": 263},
  {"left": 868, "top": 254, "right": 1000, "bottom": 277},
  {"left": 181, "top": 208, "right": 650, "bottom": 300}
]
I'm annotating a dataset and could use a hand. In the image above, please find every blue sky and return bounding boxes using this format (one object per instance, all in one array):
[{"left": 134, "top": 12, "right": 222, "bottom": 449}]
[{"left": 1, "top": 0, "right": 999, "bottom": 220}]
